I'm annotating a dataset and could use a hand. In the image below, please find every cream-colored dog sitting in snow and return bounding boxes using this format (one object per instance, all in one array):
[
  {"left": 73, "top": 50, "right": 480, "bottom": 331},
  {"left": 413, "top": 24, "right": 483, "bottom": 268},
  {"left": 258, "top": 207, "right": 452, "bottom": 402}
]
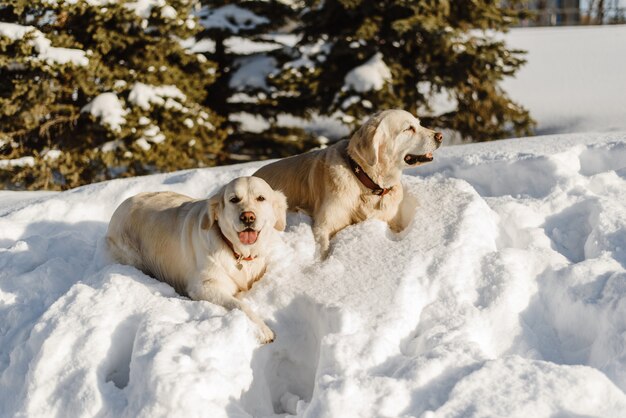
[
  {"left": 106, "top": 176, "right": 287, "bottom": 343},
  {"left": 255, "top": 109, "right": 443, "bottom": 256}
]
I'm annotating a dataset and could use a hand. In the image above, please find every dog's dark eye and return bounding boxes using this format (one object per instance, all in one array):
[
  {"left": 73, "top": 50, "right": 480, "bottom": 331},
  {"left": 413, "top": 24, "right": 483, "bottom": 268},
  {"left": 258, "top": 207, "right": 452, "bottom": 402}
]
[
  {"left": 257, "top": 196, "right": 265, "bottom": 202},
  {"left": 229, "top": 196, "right": 241, "bottom": 204},
  {"left": 404, "top": 126, "right": 416, "bottom": 133}
]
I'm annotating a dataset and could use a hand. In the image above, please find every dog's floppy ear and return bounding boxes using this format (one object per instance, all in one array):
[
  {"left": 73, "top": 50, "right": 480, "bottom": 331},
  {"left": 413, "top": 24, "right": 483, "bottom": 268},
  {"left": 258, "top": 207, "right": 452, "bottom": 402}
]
[
  {"left": 272, "top": 189, "right": 288, "bottom": 231},
  {"left": 349, "top": 112, "right": 387, "bottom": 167},
  {"left": 201, "top": 187, "right": 225, "bottom": 230}
]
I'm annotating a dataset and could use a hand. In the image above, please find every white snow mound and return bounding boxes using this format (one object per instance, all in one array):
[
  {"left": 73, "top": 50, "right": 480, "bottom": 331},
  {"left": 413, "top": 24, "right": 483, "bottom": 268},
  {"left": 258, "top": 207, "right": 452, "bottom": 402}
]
[{"left": 1, "top": 132, "right": 626, "bottom": 417}]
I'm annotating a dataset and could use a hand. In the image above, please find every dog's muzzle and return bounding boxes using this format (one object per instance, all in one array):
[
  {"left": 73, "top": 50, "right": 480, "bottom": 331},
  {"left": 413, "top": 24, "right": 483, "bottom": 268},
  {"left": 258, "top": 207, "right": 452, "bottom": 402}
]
[{"left": 404, "top": 153, "right": 433, "bottom": 165}]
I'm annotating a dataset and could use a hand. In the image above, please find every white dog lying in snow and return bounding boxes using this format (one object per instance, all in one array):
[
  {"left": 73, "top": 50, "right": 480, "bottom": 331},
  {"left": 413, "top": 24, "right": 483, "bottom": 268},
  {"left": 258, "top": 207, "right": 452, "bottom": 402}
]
[{"left": 106, "top": 176, "right": 287, "bottom": 343}]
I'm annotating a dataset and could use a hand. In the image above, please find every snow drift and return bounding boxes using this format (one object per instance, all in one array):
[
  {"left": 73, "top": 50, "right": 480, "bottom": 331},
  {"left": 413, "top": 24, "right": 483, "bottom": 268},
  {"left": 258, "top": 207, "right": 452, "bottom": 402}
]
[
  {"left": 1, "top": 132, "right": 626, "bottom": 417},
  {"left": 503, "top": 24, "right": 626, "bottom": 135}
]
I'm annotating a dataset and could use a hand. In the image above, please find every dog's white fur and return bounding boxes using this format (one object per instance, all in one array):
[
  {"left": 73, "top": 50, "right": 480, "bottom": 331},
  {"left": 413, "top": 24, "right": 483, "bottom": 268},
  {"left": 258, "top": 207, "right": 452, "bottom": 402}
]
[
  {"left": 254, "top": 109, "right": 442, "bottom": 256},
  {"left": 106, "top": 176, "right": 288, "bottom": 343}
]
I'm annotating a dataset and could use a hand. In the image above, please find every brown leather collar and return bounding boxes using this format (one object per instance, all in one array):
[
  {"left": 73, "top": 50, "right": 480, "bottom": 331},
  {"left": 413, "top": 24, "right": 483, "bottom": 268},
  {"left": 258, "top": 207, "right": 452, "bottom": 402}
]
[
  {"left": 216, "top": 222, "right": 256, "bottom": 262},
  {"left": 345, "top": 152, "right": 392, "bottom": 196}
]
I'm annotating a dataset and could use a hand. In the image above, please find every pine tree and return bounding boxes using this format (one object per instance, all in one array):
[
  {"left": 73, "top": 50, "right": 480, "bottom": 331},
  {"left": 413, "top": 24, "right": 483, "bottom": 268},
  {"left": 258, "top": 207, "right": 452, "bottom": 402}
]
[
  {"left": 0, "top": 0, "right": 225, "bottom": 190},
  {"left": 269, "top": 0, "right": 534, "bottom": 143},
  {"left": 1, "top": 0, "right": 537, "bottom": 189},
  {"left": 194, "top": 0, "right": 321, "bottom": 161}
]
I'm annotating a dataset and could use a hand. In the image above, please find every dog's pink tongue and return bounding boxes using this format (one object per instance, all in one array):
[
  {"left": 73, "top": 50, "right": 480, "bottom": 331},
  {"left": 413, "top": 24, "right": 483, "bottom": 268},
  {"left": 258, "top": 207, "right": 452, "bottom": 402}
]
[{"left": 238, "top": 230, "right": 258, "bottom": 245}]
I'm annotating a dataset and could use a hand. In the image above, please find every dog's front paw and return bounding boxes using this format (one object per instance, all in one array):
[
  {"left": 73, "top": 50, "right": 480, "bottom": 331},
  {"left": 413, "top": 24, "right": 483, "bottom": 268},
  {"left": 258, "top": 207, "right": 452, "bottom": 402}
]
[
  {"left": 316, "top": 239, "right": 331, "bottom": 260},
  {"left": 257, "top": 322, "right": 275, "bottom": 344}
]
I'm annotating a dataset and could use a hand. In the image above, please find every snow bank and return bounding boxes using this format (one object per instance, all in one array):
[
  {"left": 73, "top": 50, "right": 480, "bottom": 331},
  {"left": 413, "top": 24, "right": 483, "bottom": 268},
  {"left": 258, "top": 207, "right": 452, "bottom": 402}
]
[
  {"left": 0, "top": 22, "right": 89, "bottom": 66},
  {"left": 1, "top": 132, "right": 626, "bottom": 417},
  {"left": 503, "top": 24, "right": 626, "bottom": 135},
  {"left": 429, "top": 356, "right": 626, "bottom": 418},
  {"left": 0, "top": 191, "right": 56, "bottom": 210}
]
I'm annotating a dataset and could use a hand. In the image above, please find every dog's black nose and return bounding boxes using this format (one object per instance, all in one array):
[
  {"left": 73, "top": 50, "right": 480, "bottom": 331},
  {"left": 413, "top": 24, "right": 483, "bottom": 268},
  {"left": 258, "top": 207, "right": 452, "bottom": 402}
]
[
  {"left": 240, "top": 211, "right": 256, "bottom": 225},
  {"left": 434, "top": 132, "right": 443, "bottom": 143}
]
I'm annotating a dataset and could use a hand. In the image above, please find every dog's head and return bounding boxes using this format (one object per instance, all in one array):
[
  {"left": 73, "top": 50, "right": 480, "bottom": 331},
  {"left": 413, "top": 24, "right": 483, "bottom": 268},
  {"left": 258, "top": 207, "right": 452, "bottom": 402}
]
[
  {"left": 347, "top": 109, "right": 443, "bottom": 172},
  {"left": 202, "top": 176, "right": 287, "bottom": 252}
]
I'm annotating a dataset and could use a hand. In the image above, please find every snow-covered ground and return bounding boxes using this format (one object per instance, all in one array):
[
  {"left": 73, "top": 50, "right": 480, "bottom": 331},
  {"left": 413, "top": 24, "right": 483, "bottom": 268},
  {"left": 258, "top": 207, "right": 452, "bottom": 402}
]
[
  {"left": 503, "top": 24, "right": 626, "bottom": 135},
  {"left": 1, "top": 131, "right": 626, "bottom": 417}
]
